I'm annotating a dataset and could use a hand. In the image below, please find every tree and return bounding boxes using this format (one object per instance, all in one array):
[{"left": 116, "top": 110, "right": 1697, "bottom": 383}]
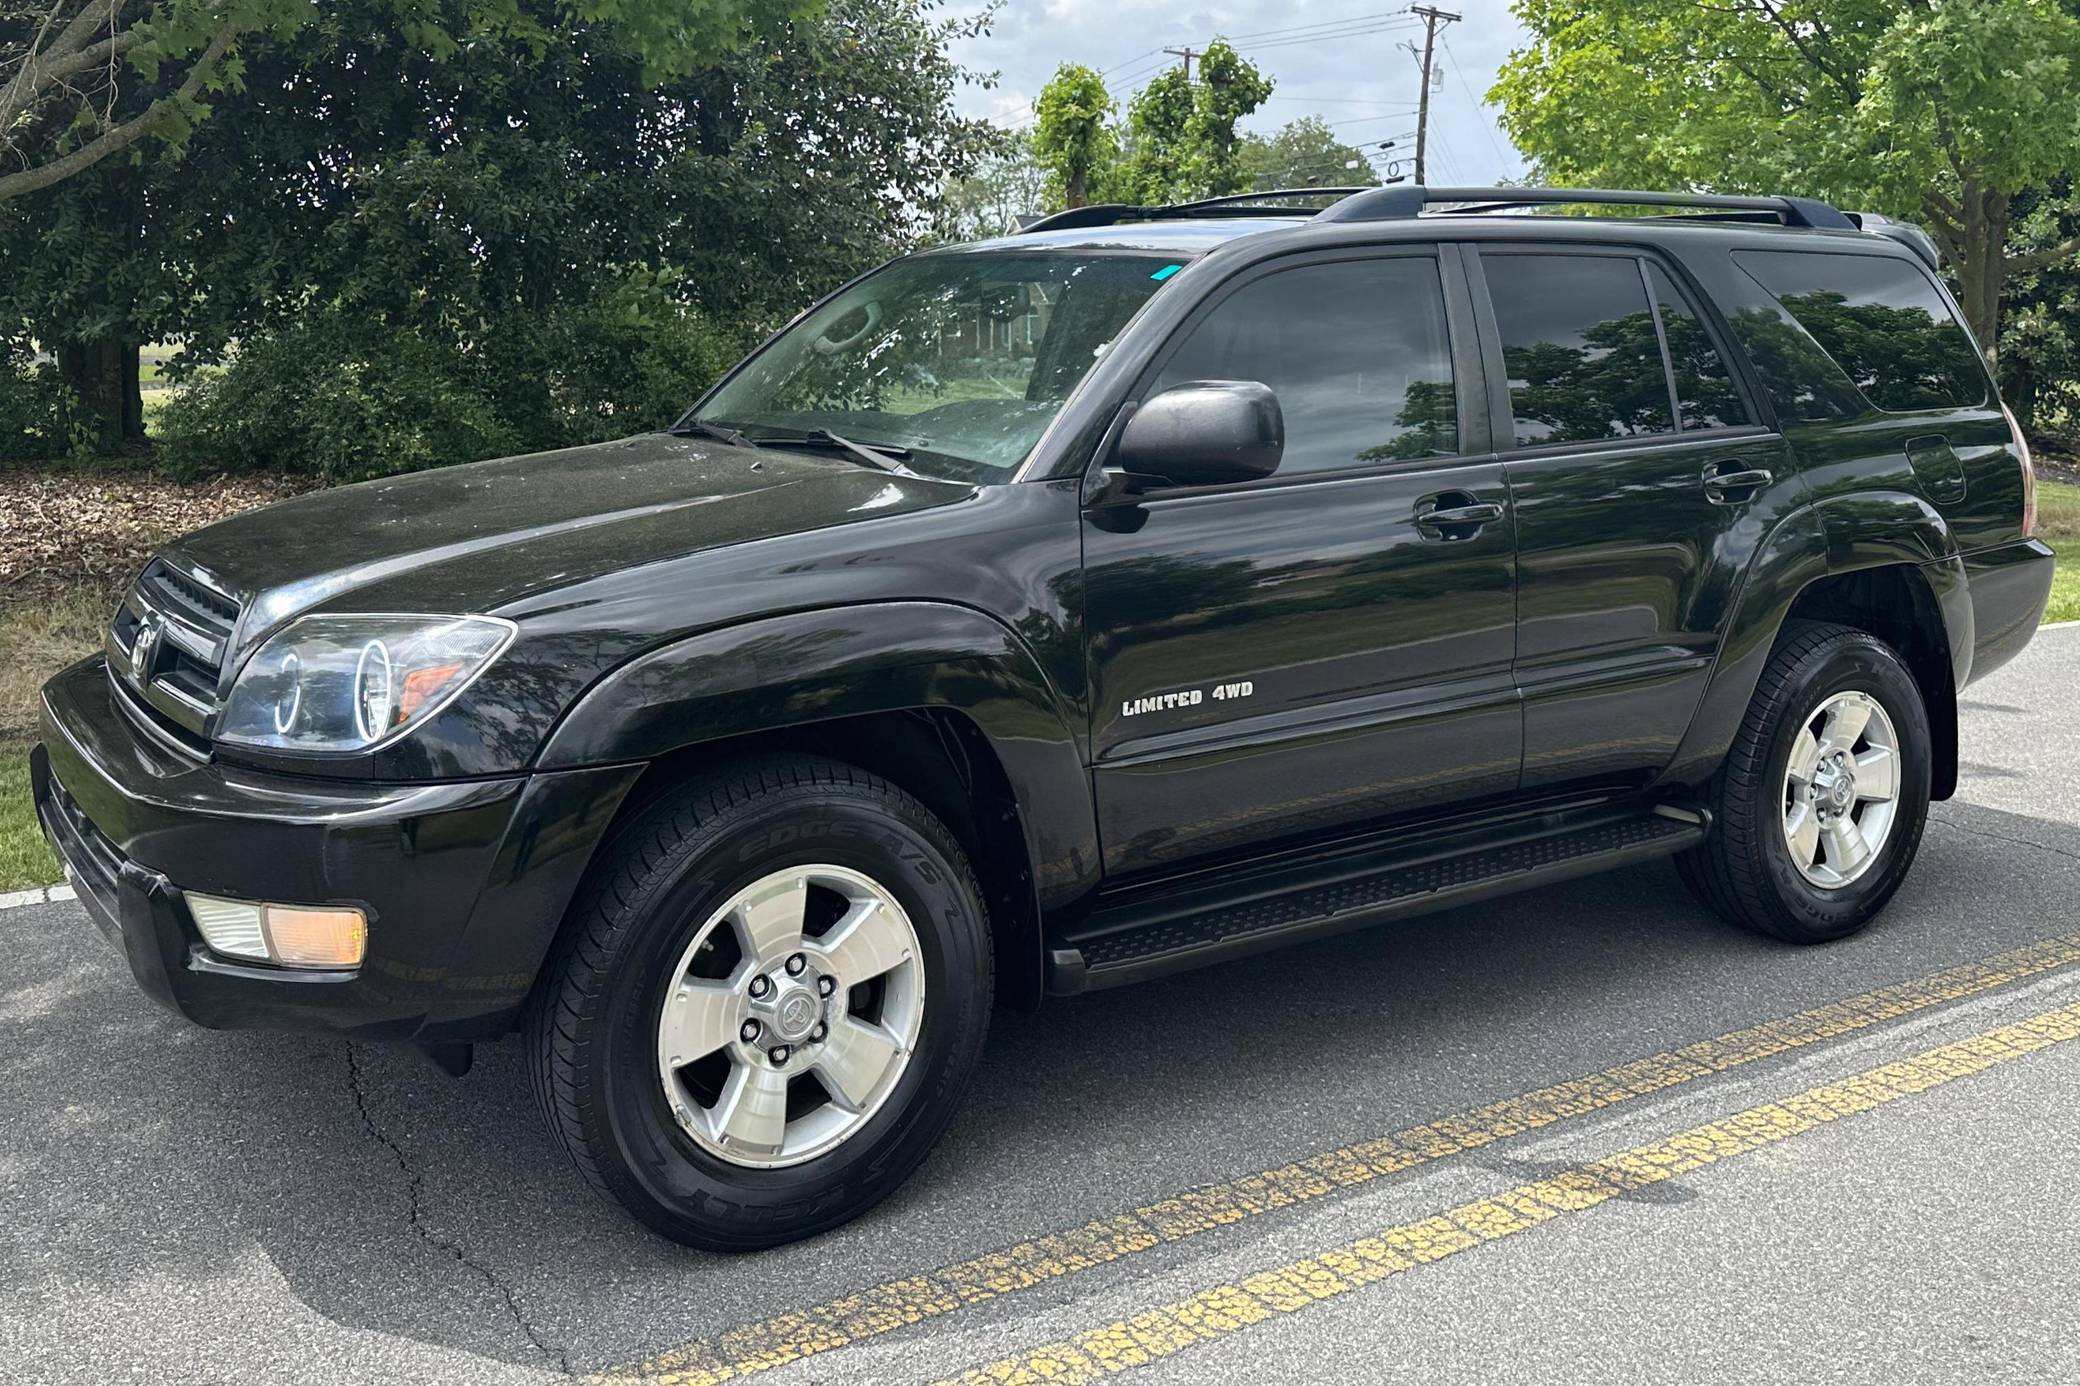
[
  {"left": 1110, "top": 38, "right": 1272, "bottom": 204},
  {"left": 1031, "top": 62, "right": 1113, "bottom": 209},
  {"left": 1237, "top": 116, "right": 1380, "bottom": 192},
  {"left": 941, "top": 134, "right": 1049, "bottom": 240},
  {"left": 1491, "top": 0, "right": 2080, "bottom": 363},
  {"left": 0, "top": 1, "right": 802, "bottom": 206},
  {"left": 1997, "top": 183, "right": 2080, "bottom": 430},
  {"left": 0, "top": 0, "right": 987, "bottom": 454}
]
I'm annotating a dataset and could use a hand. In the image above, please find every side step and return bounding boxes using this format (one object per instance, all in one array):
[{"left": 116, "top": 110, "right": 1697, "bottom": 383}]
[{"left": 1047, "top": 806, "right": 1706, "bottom": 995}]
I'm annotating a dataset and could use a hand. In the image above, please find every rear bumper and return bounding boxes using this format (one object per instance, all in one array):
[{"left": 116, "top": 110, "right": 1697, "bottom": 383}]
[
  {"left": 32, "top": 657, "right": 639, "bottom": 1041},
  {"left": 1960, "top": 537, "right": 2056, "bottom": 685}
]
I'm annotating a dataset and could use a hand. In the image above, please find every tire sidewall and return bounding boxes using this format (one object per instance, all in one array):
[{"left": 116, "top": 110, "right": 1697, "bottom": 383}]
[
  {"left": 591, "top": 786, "right": 989, "bottom": 1247},
  {"left": 1755, "top": 636, "right": 1931, "bottom": 937}
]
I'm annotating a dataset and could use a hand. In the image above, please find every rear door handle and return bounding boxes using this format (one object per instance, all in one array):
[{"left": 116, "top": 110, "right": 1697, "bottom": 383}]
[
  {"left": 1422, "top": 502, "right": 1503, "bottom": 525},
  {"left": 1702, "top": 465, "right": 1773, "bottom": 503}
]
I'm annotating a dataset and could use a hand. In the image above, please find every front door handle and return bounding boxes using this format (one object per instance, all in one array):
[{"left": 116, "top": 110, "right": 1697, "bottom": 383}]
[
  {"left": 1702, "top": 464, "right": 1773, "bottom": 504},
  {"left": 1415, "top": 494, "right": 1504, "bottom": 539}
]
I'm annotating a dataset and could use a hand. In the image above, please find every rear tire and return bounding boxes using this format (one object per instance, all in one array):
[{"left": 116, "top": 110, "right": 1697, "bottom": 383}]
[
  {"left": 1677, "top": 621, "right": 1931, "bottom": 944},
  {"left": 525, "top": 755, "right": 992, "bottom": 1250}
]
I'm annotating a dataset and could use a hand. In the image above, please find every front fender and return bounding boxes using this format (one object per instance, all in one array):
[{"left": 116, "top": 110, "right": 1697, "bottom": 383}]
[{"left": 535, "top": 601, "right": 1098, "bottom": 907}]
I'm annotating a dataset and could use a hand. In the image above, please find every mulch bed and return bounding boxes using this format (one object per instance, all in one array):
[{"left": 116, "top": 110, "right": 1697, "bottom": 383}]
[
  {"left": 0, "top": 467, "right": 309, "bottom": 610},
  {"left": 2030, "top": 438, "right": 2080, "bottom": 488}
]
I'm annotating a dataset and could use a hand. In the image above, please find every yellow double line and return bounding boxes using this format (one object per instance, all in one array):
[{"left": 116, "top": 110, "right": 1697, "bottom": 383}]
[
  {"left": 937, "top": 995, "right": 2080, "bottom": 1385},
  {"left": 603, "top": 931, "right": 2080, "bottom": 1385}
]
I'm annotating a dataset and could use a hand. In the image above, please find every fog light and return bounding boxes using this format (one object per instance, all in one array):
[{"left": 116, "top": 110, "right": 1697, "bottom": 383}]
[{"left": 184, "top": 892, "right": 367, "bottom": 969}]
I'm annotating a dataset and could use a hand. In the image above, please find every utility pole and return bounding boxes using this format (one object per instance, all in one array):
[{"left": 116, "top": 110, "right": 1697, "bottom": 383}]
[
  {"left": 1407, "top": 6, "right": 1459, "bottom": 184},
  {"left": 1162, "top": 45, "right": 1199, "bottom": 80}
]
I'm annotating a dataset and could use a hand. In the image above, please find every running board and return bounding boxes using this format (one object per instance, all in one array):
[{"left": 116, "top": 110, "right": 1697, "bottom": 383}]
[{"left": 1046, "top": 806, "right": 1706, "bottom": 995}]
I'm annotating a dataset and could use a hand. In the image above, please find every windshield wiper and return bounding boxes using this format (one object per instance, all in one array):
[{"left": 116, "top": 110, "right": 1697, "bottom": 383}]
[
  {"left": 673, "top": 419, "right": 758, "bottom": 449},
  {"left": 776, "top": 429, "right": 919, "bottom": 477}
]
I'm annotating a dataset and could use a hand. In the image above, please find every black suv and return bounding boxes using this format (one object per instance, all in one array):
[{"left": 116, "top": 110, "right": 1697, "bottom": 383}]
[{"left": 32, "top": 185, "right": 2054, "bottom": 1248}]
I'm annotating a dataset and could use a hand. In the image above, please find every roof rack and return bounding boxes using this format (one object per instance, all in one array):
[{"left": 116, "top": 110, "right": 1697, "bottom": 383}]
[
  {"left": 1018, "top": 187, "right": 1378, "bottom": 235},
  {"left": 1018, "top": 184, "right": 1859, "bottom": 235},
  {"left": 1316, "top": 185, "right": 1856, "bottom": 229}
]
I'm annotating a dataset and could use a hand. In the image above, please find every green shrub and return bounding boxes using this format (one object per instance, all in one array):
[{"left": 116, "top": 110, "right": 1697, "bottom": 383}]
[
  {"left": 156, "top": 318, "right": 521, "bottom": 484},
  {"left": 482, "top": 271, "right": 751, "bottom": 449},
  {"left": 157, "top": 279, "right": 750, "bottom": 484},
  {"left": 0, "top": 338, "right": 83, "bottom": 462}
]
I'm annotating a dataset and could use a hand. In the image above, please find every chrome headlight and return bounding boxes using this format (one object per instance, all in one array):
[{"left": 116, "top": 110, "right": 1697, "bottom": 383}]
[{"left": 217, "top": 614, "right": 516, "bottom": 753}]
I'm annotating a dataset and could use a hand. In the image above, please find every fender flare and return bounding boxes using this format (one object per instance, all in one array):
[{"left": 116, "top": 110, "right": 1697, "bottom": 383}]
[
  {"left": 1661, "top": 493, "right": 1963, "bottom": 792},
  {"left": 536, "top": 601, "right": 1100, "bottom": 911}
]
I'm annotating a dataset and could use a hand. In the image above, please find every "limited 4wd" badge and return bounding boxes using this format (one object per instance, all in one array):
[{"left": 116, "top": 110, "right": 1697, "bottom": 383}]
[{"left": 1121, "top": 680, "right": 1254, "bottom": 718}]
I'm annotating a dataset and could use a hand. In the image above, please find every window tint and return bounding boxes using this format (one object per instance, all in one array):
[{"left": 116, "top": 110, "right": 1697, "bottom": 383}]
[
  {"left": 1734, "top": 251, "right": 1986, "bottom": 412},
  {"left": 1647, "top": 265, "right": 1749, "bottom": 431},
  {"left": 1149, "top": 257, "right": 1457, "bottom": 474},
  {"left": 1484, "top": 254, "right": 1676, "bottom": 447}
]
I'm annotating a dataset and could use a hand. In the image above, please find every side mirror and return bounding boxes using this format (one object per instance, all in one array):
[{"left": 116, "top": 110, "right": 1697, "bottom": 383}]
[{"left": 1113, "top": 380, "right": 1284, "bottom": 488}]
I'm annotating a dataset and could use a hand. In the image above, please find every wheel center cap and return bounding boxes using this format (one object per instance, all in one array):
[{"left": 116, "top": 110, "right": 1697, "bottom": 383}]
[
  {"left": 766, "top": 985, "right": 821, "bottom": 1043},
  {"left": 1830, "top": 776, "right": 1855, "bottom": 810}
]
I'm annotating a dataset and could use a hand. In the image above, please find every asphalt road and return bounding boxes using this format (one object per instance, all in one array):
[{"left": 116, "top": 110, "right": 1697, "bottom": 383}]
[{"left": 5, "top": 629, "right": 2080, "bottom": 1385}]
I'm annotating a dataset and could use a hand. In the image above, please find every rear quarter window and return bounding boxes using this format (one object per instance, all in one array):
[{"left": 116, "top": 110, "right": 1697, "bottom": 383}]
[{"left": 1732, "top": 251, "right": 1988, "bottom": 413}]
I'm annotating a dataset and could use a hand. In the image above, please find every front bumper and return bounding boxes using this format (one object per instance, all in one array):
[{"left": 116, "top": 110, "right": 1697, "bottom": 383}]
[{"left": 32, "top": 657, "right": 639, "bottom": 1040}]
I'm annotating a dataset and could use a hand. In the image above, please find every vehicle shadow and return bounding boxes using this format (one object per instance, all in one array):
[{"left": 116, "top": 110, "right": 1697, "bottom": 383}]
[{"left": 3, "top": 796, "right": 2075, "bottom": 1373}]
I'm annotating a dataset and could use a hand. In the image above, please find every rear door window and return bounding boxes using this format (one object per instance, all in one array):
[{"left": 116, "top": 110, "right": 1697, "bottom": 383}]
[
  {"left": 1647, "top": 265, "right": 1750, "bottom": 431},
  {"left": 1482, "top": 253, "right": 1676, "bottom": 447},
  {"left": 1732, "top": 251, "right": 1987, "bottom": 412}
]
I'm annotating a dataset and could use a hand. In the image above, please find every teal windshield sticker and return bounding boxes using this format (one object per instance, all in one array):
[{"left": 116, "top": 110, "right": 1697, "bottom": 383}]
[{"left": 1150, "top": 264, "right": 1183, "bottom": 282}]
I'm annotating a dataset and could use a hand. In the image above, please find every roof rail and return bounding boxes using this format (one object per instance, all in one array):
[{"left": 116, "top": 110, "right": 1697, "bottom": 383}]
[
  {"left": 1017, "top": 187, "right": 1375, "bottom": 235},
  {"left": 1314, "top": 185, "right": 1857, "bottom": 230},
  {"left": 1016, "top": 184, "right": 1866, "bottom": 237}
]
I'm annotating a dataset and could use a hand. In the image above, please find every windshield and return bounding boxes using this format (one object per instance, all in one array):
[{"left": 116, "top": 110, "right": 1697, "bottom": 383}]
[{"left": 695, "top": 249, "right": 1181, "bottom": 481}]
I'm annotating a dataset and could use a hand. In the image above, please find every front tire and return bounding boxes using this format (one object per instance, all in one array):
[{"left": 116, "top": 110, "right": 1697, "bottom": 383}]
[
  {"left": 1677, "top": 622, "right": 1932, "bottom": 944},
  {"left": 526, "top": 756, "right": 992, "bottom": 1250}
]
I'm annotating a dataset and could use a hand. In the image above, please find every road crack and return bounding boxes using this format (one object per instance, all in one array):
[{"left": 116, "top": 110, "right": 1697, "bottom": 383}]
[
  {"left": 346, "top": 1043, "right": 575, "bottom": 1379},
  {"left": 1931, "top": 810, "right": 2080, "bottom": 870}
]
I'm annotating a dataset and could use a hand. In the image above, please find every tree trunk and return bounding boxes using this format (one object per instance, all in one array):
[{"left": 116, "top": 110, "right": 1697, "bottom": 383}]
[
  {"left": 1066, "top": 169, "right": 1087, "bottom": 209},
  {"left": 1955, "top": 185, "right": 2008, "bottom": 370},
  {"left": 55, "top": 336, "right": 145, "bottom": 454}
]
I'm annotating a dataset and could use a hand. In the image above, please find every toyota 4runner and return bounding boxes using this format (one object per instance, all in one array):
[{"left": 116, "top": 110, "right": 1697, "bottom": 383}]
[{"left": 32, "top": 185, "right": 2055, "bottom": 1248}]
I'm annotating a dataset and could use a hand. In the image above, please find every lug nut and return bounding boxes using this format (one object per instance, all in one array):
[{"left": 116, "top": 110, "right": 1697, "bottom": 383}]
[
  {"left": 740, "top": 1019, "right": 760, "bottom": 1042},
  {"left": 768, "top": 1045, "right": 792, "bottom": 1065},
  {"left": 809, "top": 1023, "right": 827, "bottom": 1044},
  {"left": 748, "top": 975, "right": 771, "bottom": 999},
  {"left": 785, "top": 953, "right": 807, "bottom": 976},
  {"left": 817, "top": 974, "right": 837, "bottom": 997}
]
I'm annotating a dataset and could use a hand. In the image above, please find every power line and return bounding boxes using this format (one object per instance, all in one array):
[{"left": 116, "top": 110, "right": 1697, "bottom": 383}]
[{"left": 1440, "top": 37, "right": 1513, "bottom": 175}]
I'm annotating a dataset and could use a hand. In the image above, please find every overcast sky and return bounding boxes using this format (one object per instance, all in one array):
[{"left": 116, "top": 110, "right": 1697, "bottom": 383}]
[{"left": 947, "top": 1, "right": 1530, "bottom": 187}]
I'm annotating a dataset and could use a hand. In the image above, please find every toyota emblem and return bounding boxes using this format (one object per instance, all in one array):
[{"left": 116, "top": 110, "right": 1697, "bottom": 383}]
[{"left": 131, "top": 610, "right": 163, "bottom": 677}]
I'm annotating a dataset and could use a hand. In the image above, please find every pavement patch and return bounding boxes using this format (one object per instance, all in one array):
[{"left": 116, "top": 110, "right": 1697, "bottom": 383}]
[{"left": 599, "top": 929, "right": 2080, "bottom": 1386}]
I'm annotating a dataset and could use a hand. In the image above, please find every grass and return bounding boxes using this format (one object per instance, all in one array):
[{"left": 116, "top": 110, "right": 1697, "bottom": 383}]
[
  {"left": 2036, "top": 478, "right": 2080, "bottom": 624},
  {"left": 0, "top": 589, "right": 110, "bottom": 892}
]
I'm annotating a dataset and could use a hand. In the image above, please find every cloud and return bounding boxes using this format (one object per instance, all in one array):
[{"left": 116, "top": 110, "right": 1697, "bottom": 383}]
[{"left": 950, "top": 0, "right": 1527, "bottom": 184}]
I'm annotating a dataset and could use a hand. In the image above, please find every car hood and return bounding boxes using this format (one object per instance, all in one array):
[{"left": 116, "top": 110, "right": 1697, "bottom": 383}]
[{"left": 165, "top": 433, "right": 976, "bottom": 637}]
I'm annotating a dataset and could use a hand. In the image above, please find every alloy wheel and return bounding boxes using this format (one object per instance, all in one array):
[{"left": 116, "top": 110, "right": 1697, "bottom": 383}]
[
  {"left": 655, "top": 864, "right": 924, "bottom": 1168},
  {"left": 1780, "top": 690, "right": 1901, "bottom": 889}
]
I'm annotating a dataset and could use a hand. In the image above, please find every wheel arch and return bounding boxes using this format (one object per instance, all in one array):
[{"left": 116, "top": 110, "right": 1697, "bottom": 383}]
[
  {"left": 535, "top": 602, "right": 1101, "bottom": 1010},
  {"left": 1663, "top": 503, "right": 1965, "bottom": 801}
]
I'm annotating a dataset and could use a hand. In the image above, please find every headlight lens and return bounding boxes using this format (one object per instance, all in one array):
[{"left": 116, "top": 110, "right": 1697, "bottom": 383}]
[{"left": 217, "top": 614, "right": 515, "bottom": 752}]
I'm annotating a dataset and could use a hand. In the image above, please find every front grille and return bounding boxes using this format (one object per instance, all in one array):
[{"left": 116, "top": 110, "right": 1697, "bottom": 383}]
[{"left": 107, "top": 558, "right": 242, "bottom": 743}]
